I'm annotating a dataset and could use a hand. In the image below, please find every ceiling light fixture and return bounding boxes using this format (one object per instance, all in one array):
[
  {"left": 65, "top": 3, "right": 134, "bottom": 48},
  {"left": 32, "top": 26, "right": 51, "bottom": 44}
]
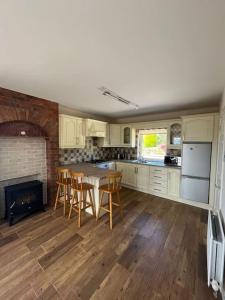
[{"left": 98, "top": 87, "right": 139, "bottom": 110}]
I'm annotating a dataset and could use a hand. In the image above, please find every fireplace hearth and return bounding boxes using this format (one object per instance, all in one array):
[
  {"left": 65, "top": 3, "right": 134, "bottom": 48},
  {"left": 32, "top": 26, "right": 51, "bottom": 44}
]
[{"left": 5, "top": 180, "right": 44, "bottom": 225}]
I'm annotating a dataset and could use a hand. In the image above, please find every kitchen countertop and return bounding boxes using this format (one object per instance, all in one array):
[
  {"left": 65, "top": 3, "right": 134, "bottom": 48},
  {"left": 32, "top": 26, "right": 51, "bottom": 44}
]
[
  {"left": 97, "top": 159, "right": 181, "bottom": 169},
  {"left": 61, "top": 160, "right": 181, "bottom": 170},
  {"left": 59, "top": 163, "right": 112, "bottom": 179}
]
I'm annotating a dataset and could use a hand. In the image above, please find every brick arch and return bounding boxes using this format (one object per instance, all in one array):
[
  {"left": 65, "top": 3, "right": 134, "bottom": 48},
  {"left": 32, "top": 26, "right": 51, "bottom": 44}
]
[
  {"left": 0, "top": 120, "right": 48, "bottom": 137},
  {"left": 0, "top": 87, "right": 59, "bottom": 206}
]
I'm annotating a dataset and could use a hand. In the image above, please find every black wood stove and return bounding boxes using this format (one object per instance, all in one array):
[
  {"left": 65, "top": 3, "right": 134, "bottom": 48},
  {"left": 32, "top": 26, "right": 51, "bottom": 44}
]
[{"left": 4, "top": 180, "right": 44, "bottom": 225}]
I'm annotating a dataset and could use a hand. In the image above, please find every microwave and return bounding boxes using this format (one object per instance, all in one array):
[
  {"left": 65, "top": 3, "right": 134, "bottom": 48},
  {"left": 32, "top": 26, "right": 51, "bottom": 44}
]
[{"left": 164, "top": 155, "right": 181, "bottom": 166}]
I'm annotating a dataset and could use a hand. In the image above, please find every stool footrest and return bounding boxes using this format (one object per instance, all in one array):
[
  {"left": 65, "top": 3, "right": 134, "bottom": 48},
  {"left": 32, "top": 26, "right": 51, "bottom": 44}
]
[{"left": 100, "top": 207, "right": 110, "bottom": 212}]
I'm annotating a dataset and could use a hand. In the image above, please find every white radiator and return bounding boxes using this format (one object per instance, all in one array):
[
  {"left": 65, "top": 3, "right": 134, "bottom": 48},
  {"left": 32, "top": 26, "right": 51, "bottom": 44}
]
[{"left": 207, "top": 210, "right": 225, "bottom": 292}]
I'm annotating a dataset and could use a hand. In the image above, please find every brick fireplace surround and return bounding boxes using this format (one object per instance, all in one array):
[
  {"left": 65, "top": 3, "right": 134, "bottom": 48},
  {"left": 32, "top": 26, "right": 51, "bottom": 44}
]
[{"left": 0, "top": 87, "right": 59, "bottom": 206}]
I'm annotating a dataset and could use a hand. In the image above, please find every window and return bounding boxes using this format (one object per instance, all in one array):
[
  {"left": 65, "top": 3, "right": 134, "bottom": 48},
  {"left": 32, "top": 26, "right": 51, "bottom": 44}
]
[{"left": 138, "top": 129, "right": 167, "bottom": 161}]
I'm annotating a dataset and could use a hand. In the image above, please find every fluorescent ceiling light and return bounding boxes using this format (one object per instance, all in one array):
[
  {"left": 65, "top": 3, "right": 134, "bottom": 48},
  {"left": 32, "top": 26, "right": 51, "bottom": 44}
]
[{"left": 99, "top": 87, "right": 139, "bottom": 110}]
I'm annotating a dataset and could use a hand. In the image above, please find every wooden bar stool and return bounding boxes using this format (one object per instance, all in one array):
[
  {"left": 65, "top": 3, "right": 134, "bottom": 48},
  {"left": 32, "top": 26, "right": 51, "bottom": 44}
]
[
  {"left": 54, "top": 167, "right": 71, "bottom": 216},
  {"left": 68, "top": 171, "right": 95, "bottom": 228},
  {"left": 97, "top": 172, "right": 123, "bottom": 230}
]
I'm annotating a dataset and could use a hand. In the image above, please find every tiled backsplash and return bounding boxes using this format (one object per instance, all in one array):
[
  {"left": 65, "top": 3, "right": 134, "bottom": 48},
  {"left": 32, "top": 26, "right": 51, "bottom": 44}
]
[
  {"left": 0, "top": 137, "right": 47, "bottom": 218},
  {"left": 59, "top": 135, "right": 181, "bottom": 165},
  {"left": 59, "top": 138, "right": 137, "bottom": 164}
]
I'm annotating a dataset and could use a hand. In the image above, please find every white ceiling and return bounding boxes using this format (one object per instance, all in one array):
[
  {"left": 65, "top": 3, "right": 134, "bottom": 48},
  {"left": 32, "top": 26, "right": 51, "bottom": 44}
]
[{"left": 0, "top": 0, "right": 225, "bottom": 118}]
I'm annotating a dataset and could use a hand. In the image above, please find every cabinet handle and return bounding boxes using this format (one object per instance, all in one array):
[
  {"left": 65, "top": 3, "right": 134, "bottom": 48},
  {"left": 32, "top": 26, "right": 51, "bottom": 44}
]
[
  {"left": 136, "top": 167, "right": 138, "bottom": 174},
  {"left": 154, "top": 182, "right": 161, "bottom": 185}
]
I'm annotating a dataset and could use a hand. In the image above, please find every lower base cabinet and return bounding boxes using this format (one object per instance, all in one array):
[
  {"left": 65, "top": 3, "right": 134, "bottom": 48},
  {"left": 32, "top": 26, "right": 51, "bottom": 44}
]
[
  {"left": 136, "top": 165, "right": 150, "bottom": 191},
  {"left": 116, "top": 162, "right": 181, "bottom": 200},
  {"left": 125, "top": 165, "right": 137, "bottom": 187},
  {"left": 167, "top": 168, "right": 181, "bottom": 198},
  {"left": 116, "top": 163, "right": 136, "bottom": 187}
]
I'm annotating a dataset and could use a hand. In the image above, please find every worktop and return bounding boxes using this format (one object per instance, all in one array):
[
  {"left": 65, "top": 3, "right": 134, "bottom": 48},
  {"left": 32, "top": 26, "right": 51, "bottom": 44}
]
[
  {"left": 113, "top": 159, "right": 181, "bottom": 168},
  {"left": 60, "top": 163, "right": 111, "bottom": 179}
]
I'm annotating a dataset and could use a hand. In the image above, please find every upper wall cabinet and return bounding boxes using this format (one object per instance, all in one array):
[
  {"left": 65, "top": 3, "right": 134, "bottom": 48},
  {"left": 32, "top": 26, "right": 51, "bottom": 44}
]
[
  {"left": 182, "top": 114, "right": 214, "bottom": 142},
  {"left": 167, "top": 121, "right": 182, "bottom": 149},
  {"left": 109, "top": 124, "right": 121, "bottom": 146},
  {"left": 108, "top": 124, "right": 136, "bottom": 147},
  {"left": 85, "top": 119, "right": 107, "bottom": 137},
  {"left": 121, "top": 125, "right": 136, "bottom": 147},
  {"left": 59, "top": 114, "right": 85, "bottom": 148}
]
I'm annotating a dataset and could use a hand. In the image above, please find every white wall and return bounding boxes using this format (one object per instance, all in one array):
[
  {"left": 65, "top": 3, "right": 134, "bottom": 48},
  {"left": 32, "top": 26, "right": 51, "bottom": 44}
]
[
  {"left": 219, "top": 89, "right": 225, "bottom": 221},
  {"left": 221, "top": 89, "right": 225, "bottom": 110}
]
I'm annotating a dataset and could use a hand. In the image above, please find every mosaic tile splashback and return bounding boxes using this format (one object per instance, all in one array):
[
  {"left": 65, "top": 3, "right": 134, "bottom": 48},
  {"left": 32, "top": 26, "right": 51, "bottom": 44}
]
[
  {"left": 59, "top": 138, "right": 138, "bottom": 164},
  {"left": 59, "top": 133, "right": 181, "bottom": 165}
]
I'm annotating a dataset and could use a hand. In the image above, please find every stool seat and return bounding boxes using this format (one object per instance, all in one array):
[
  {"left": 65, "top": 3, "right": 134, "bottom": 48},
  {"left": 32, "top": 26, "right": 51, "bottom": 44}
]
[
  {"left": 71, "top": 182, "right": 94, "bottom": 191},
  {"left": 99, "top": 184, "right": 122, "bottom": 193},
  {"left": 56, "top": 178, "right": 72, "bottom": 186}
]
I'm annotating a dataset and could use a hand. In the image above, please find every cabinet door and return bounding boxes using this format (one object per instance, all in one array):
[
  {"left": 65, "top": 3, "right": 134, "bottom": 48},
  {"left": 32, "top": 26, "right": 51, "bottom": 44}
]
[
  {"left": 116, "top": 163, "right": 126, "bottom": 184},
  {"left": 76, "top": 119, "right": 85, "bottom": 148},
  {"left": 167, "top": 168, "right": 181, "bottom": 198},
  {"left": 110, "top": 125, "right": 121, "bottom": 146},
  {"left": 104, "top": 124, "right": 110, "bottom": 146},
  {"left": 136, "top": 165, "right": 150, "bottom": 191},
  {"left": 85, "top": 119, "right": 94, "bottom": 136},
  {"left": 94, "top": 121, "right": 106, "bottom": 137},
  {"left": 121, "top": 125, "right": 136, "bottom": 147},
  {"left": 125, "top": 164, "right": 137, "bottom": 187},
  {"left": 183, "top": 115, "right": 214, "bottom": 142},
  {"left": 61, "top": 115, "right": 76, "bottom": 148},
  {"left": 121, "top": 126, "right": 131, "bottom": 145}
]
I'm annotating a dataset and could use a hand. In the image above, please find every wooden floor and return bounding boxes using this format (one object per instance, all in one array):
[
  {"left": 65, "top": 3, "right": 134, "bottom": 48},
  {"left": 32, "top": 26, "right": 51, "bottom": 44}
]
[{"left": 0, "top": 188, "right": 217, "bottom": 300}]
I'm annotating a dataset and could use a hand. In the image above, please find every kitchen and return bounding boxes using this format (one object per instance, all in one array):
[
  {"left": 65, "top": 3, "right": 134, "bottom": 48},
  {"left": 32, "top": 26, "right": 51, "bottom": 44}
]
[
  {"left": 0, "top": 1, "right": 225, "bottom": 299},
  {"left": 59, "top": 112, "right": 218, "bottom": 211}
]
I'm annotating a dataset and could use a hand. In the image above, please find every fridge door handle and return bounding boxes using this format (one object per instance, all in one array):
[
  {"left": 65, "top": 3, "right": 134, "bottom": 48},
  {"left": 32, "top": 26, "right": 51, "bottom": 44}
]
[{"left": 182, "top": 175, "right": 209, "bottom": 180}]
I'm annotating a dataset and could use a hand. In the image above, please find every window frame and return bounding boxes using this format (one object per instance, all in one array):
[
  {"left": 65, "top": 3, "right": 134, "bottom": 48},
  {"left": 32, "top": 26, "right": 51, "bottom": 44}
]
[{"left": 138, "top": 128, "right": 168, "bottom": 161}]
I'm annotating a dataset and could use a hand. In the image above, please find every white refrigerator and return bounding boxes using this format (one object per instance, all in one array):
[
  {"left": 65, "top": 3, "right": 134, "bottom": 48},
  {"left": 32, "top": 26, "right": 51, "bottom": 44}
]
[{"left": 181, "top": 143, "right": 212, "bottom": 204}]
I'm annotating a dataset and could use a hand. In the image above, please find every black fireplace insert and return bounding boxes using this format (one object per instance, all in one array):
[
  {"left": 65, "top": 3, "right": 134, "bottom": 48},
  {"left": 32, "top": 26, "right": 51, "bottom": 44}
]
[{"left": 5, "top": 180, "right": 44, "bottom": 225}]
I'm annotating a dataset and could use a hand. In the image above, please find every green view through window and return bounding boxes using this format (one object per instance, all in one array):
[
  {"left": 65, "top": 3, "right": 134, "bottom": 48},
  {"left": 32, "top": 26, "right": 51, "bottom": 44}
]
[{"left": 138, "top": 129, "right": 167, "bottom": 160}]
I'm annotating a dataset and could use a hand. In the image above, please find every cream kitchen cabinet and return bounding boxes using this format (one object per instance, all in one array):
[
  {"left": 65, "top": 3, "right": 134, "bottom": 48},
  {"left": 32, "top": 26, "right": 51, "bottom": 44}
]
[
  {"left": 167, "top": 121, "right": 182, "bottom": 149},
  {"left": 116, "top": 163, "right": 149, "bottom": 190},
  {"left": 116, "top": 162, "right": 136, "bottom": 187},
  {"left": 182, "top": 114, "right": 214, "bottom": 142},
  {"left": 116, "top": 162, "right": 126, "bottom": 184},
  {"left": 116, "top": 163, "right": 128, "bottom": 185},
  {"left": 136, "top": 164, "right": 150, "bottom": 191},
  {"left": 85, "top": 119, "right": 107, "bottom": 137},
  {"left": 99, "top": 124, "right": 136, "bottom": 147},
  {"left": 121, "top": 125, "right": 136, "bottom": 147},
  {"left": 125, "top": 164, "right": 137, "bottom": 187},
  {"left": 150, "top": 166, "right": 168, "bottom": 195},
  {"left": 97, "top": 124, "right": 111, "bottom": 147},
  {"left": 109, "top": 124, "right": 121, "bottom": 146},
  {"left": 167, "top": 168, "right": 181, "bottom": 198},
  {"left": 59, "top": 114, "right": 85, "bottom": 148}
]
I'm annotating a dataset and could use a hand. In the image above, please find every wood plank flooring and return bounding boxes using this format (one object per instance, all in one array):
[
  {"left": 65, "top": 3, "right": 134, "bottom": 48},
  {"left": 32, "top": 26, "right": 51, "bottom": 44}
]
[{"left": 0, "top": 188, "right": 218, "bottom": 300}]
